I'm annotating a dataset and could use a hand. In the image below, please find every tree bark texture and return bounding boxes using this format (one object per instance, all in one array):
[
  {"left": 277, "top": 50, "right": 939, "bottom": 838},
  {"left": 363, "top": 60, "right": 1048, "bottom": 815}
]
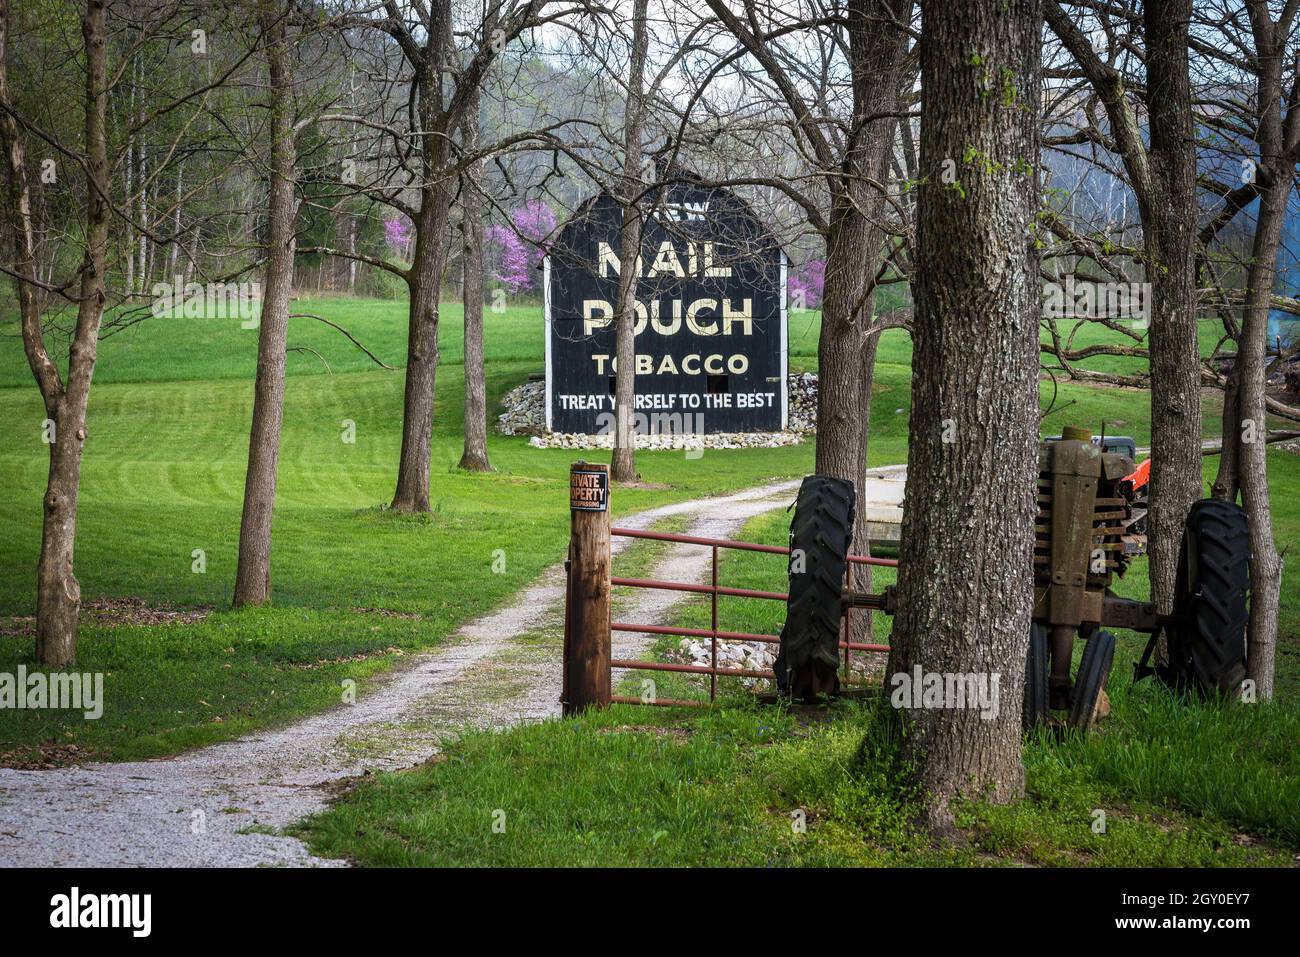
[
  {"left": 0, "top": 0, "right": 110, "bottom": 665},
  {"left": 234, "top": 0, "right": 297, "bottom": 607},
  {"left": 611, "top": 0, "right": 649, "bottom": 485},
  {"left": 1236, "top": 0, "right": 1293, "bottom": 699},
  {"left": 1141, "top": 0, "right": 1202, "bottom": 614},
  {"left": 886, "top": 0, "right": 1042, "bottom": 823},
  {"left": 392, "top": 5, "right": 455, "bottom": 512},
  {"left": 458, "top": 79, "right": 491, "bottom": 473},
  {"left": 811, "top": 1, "right": 911, "bottom": 649}
]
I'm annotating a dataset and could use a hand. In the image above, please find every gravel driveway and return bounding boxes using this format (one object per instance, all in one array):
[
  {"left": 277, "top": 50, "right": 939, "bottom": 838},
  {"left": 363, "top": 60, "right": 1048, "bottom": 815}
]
[{"left": 0, "top": 479, "right": 802, "bottom": 867}]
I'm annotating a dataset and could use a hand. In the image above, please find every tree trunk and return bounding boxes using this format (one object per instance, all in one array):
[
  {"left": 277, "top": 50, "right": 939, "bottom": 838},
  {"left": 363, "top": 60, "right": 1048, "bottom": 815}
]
[
  {"left": 1142, "top": 0, "right": 1202, "bottom": 614},
  {"left": 611, "top": 0, "right": 649, "bottom": 485},
  {"left": 458, "top": 80, "right": 491, "bottom": 473},
  {"left": 814, "top": 241, "right": 881, "bottom": 525},
  {"left": 391, "top": 39, "right": 455, "bottom": 512},
  {"left": 26, "top": 0, "right": 109, "bottom": 666},
  {"left": 610, "top": 207, "right": 643, "bottom": 483},
  {"left": 145, "top": 176, "right": 158, "bottom": 283},
  {"left": 137, "top": 133, "right": 148, "bottom": 289},
  {"left": 37, "top": 411, "right": 87, "bottom": 666},
  {"left": 124, "top": 57, "right": 135, "bottom": 291},
  {"left": 347, "top": 215, "right": 357, "bottom": 292},
  {"left": 1237, "top": 0, "right": 1291, "bottom": 700},
  {"left": 169, "top": 160, "right": 183, "bottom": 276},
  {"left": 1240, "top": 180, "right": 1285, "bottom": 701},
  {"left": 392, "top": 191, "right": 451, "bottom": 511},
  {"left": 815, "top": 217, "right": 871, "bottom": 485},
  {"left": 886, "top": 0, "right": 1041, "bottom": 824},
  {"left": 233, "top": 0, "right": 297, "bottom": 607},
  {"left": 820, "top": 0, "right": 911, "bottom": 652}
]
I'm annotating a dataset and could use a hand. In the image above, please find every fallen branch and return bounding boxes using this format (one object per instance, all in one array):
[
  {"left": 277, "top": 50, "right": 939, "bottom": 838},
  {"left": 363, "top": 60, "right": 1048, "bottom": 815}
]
[{"left": 1201, "top": 431, "right": 1300, "bottom": 455}]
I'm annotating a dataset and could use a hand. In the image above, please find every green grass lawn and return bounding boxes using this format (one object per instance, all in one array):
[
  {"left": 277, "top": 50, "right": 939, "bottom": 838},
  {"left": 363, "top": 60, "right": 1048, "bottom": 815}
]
[
  {"left": 0, "top": 296, "right": 826, "bottom": 388},
  {"left": 301, "top": 484, "right": 1300, "bottom": 868},
  {"left": 297, "top": 691, "right": 1300, "bottom": 867},
  {"left": 0, "top": 298, "right": 823, "bottom": 761},
  {"left": 2, "top": 293, "right": 1296, "bottom": 868}
]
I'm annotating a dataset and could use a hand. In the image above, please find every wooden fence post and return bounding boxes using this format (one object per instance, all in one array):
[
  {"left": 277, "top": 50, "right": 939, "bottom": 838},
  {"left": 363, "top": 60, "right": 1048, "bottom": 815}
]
[{"left": 564, "top": 461, "right": 611, "bottom": 715}]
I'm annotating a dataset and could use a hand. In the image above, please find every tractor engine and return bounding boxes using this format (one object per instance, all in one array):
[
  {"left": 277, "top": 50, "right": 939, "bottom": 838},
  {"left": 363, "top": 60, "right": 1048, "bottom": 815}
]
[
  {"left": 1034, "top": 426, "right": 1141, "bottom": 710},
  {"left": 777, "top": 424, "right": 1247, "bottom": 724}
]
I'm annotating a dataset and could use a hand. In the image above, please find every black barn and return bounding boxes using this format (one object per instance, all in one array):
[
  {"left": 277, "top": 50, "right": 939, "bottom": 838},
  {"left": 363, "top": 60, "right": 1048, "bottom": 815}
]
[{"left": 544, "top": 171, "right": 787, "bottom": 435}]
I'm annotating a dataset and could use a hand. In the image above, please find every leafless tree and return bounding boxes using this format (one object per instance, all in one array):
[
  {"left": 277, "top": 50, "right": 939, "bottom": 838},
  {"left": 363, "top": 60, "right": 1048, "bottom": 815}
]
[
  {"left": 1205, "top": 0, "right": 1299, "bottom": 698},
  {"left": 300, "top": 0, "right": 553, "bottom": 511},
  {"left": 1, "top": 0, "right": 251, "bottom": 662},
  {"left": 1046, "top": 0, "right": 1204, "bottom": 617},
  {"left": 233, "top": 0, "right": 300, "bottom": 607},
  {"left": 698, "top": 0, "right": 915, "bottom": 642},
  {"left": 610, "top": 0, "right": 650, "bottom": 484},
  {"left": 457, "top": 4, "right": 496, "bottom": 473}
]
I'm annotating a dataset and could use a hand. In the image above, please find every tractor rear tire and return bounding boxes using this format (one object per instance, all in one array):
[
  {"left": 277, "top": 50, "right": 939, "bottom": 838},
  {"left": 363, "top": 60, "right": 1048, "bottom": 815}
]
[
  {"left": 1068, "top": 630, "right": 1115, "bottom": 730},
  {"left": 775, "top": 475, "right": 855, "bottom": 703},
  {"left": 1166, "top": 498, "right": 1250, "bottom": 697},
  {"left": 1023, "top": 622, "right": 1050, "bottom": 732}
]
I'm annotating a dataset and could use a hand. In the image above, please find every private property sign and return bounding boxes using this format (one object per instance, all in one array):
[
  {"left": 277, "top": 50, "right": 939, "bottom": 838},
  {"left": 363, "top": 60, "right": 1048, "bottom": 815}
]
[
  {"left": 544, "top": 175, "right": 787, "bottom": 434},
  {"left": 569, "top": 468, "right": 608, "bottom": 511}
]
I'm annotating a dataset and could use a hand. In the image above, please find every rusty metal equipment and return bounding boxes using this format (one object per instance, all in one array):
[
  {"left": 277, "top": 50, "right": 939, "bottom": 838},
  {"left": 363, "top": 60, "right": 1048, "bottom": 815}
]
[
  {"left": 1029, "top": 425, "right": 1154, "bottom": 727},
  {"left": 777, "top": 425, "right": 1251, "bottom": 729},
  {"left": 560, "top": 427, "right": 1250, "bottom": 727},
  {"left": 1020, "top": 426, "right": 1246, "bottom": 727}
]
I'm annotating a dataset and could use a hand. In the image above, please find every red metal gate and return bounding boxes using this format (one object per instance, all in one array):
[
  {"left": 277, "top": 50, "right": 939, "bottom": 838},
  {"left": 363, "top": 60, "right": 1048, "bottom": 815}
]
[
  {"left": 560, "top": 461, "right": 898, "bottom": 713},
  {"left": 606, "top": 526, "right": 897, "bottom": 707}
]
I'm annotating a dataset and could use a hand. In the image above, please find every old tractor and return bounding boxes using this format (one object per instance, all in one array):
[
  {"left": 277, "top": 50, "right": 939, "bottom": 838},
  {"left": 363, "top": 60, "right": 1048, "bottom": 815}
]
[{"left": 775, "top": 426, "right": 1252, "bottom": 729}]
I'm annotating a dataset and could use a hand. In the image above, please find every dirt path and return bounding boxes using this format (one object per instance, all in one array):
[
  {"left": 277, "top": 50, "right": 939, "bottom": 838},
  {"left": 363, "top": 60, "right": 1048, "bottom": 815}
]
[{"left": 0, "top": 479, "right": 800, "bottom": 867}]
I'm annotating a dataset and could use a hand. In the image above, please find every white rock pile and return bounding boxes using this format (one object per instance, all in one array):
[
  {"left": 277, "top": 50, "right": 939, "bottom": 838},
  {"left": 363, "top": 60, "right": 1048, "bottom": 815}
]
[
  {"left": 496, "top": 372, "right": 820, "bottom": 449},
  {"left": 786, "top": 371, "right": 817, "bottom": 432},
  {"left": 676, "top": 638, "right": 777, "bottom": 689},
  {"left": 496, "top": 379, "right": 548, "bottom": 436},
  {"left": 673, "top": 633, "right": 887, "bottom": 687},
  {"left": 526, "top": 431, "right": 802, "bottom": 451}
]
